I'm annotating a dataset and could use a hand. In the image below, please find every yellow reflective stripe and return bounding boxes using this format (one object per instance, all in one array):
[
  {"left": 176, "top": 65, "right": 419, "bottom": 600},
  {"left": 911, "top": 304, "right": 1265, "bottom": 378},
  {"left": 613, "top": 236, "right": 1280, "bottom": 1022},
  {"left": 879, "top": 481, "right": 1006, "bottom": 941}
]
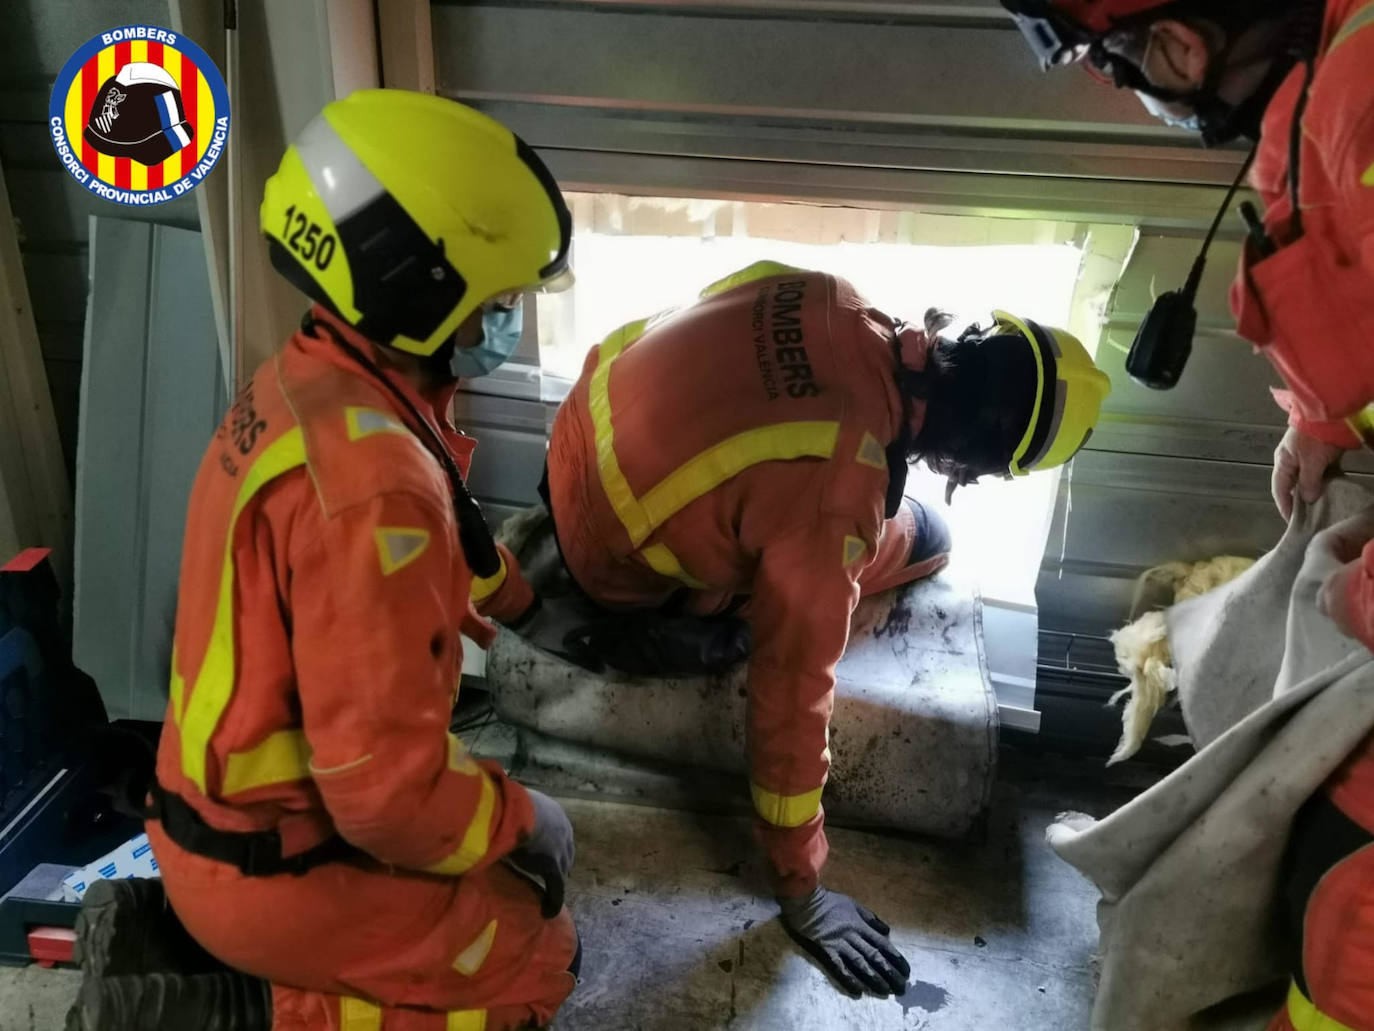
[
  {"left": 469, "top": 552, "right": 508, "bottom": 603},
  {"left": 1287, "top": 981, "right": 1356, "bottom": 1031},
  {"left": 425, "top": 771, "right": 496, "bottom": 875},
  {"left": 590, "top": 295, "right": 838, "bottom": 572},
  {"left": 180, "top": 427, "right": 308, "bottom": 794},
  {"left": 698, "top": 260, "right": 806, "bottom": 299},
  {"left": 339, "top": 996, "right": 382, "bottom": 1031},
  {"left": 995, "top": 310, "right": 1047, "bottom": 475},
  {"left": 589, "top": 318, "right": 656, "bottom": 545},
  {"left": 637, "top": 422, "right": 840, "bottom": 537},
  {"left": 750, "top": 783, "right": 824, "bottom": 828},
  {"left": 452, "top": 918, "right": 498, "bottom": 976},
  {"left": 1331, "top": 0, "right": 1374, "bottom": 51},
  {"left": 640, "top": 543, "right": 707, "bottom": 589},
  {"left": 447, "top": 732, "right": 482, "bottom": 775},
  {"left": 447, "top": 1010, "right": 488, "bottom": 1031},
  {"left": 221, "top": 729, "right": 312, "bottom": 796},
  {"left": 1362, "top": 160, "right": 1374, "bottom": 187},
  {"left": 169, "top": 646, "right": 186, "bottom": 724}
]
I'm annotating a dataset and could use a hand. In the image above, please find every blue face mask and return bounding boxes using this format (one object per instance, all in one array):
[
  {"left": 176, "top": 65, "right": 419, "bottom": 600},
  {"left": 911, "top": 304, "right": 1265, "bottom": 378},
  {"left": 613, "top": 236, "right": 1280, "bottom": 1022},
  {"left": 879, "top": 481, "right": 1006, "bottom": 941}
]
[{"left": 450, "top": 298, "right": 524, "bottom": 379}]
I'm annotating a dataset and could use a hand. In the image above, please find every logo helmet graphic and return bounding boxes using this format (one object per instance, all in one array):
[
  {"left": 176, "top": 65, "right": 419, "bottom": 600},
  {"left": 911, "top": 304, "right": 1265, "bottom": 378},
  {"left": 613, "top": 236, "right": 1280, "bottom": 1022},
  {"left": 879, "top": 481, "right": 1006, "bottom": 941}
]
[
  {"left": 83, "top": 62, "right": 194, "bottom": 166},
  {"left": 48, "top": 25, "right": 230, "bottom": 207}
]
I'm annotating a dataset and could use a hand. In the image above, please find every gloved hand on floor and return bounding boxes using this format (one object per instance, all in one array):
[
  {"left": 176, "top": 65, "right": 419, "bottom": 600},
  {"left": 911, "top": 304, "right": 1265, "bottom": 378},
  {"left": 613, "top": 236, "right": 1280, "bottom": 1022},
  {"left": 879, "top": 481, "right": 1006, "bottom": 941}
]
[
  {"left": 507, "top": 789, "right": 575, "bottom": 918},
  {"left": 778, "top": 886, "right": 910, "bottom": 997}
]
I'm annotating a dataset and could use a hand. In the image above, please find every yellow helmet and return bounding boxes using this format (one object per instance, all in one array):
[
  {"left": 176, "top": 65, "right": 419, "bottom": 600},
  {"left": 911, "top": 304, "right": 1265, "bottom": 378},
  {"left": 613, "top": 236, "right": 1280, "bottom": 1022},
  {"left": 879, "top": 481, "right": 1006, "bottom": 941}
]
[
  {"left": 261, "top": 89, "right": 571, "bottom": 357},
  {"left": 990, "top": 310, "right": 1110, "bottom": 475}
]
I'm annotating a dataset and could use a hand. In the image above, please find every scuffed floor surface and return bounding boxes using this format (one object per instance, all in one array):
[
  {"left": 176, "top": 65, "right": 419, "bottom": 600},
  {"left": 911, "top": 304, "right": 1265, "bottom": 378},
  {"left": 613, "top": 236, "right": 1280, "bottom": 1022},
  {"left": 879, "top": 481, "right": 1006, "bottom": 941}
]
[
  {"left": 556, "top": 767, "right": 1110, "bottom": 1031},
  {"left": 0, "top": 964, "right": 80, "bottom": 1030},
  {"left": 0, "top": 754, "right": 1127, "bottom": 1031}
]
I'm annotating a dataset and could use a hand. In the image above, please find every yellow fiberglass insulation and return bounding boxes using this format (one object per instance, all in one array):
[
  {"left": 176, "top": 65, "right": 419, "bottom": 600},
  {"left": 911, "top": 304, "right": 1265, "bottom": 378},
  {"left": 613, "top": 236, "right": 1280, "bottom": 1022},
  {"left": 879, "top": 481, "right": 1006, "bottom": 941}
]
[{"left": 1106, "top": 555, "right": 1255, "bottom": 765}]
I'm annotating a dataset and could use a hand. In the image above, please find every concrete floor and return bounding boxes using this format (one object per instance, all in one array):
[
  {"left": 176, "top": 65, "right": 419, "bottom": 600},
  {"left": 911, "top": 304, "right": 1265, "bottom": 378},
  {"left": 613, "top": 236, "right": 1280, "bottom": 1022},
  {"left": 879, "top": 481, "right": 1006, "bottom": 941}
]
[{"left": 0, "top": 748, "right": 1142, "bottom": 1031}]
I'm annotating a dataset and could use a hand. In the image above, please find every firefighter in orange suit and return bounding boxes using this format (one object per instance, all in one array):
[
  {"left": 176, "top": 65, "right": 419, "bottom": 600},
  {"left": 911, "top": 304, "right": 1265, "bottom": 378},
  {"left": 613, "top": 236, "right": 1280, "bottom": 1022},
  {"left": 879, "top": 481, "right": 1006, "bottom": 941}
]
[
  {"left": 523, "top": 261, "right": 1110, "bottom": 997},
  {"left": 1003, "top": 1, "right": 1374, "bottom": 1027},
  {"left": 66, "top": 91, "right": 579, "bottom": 1031}
]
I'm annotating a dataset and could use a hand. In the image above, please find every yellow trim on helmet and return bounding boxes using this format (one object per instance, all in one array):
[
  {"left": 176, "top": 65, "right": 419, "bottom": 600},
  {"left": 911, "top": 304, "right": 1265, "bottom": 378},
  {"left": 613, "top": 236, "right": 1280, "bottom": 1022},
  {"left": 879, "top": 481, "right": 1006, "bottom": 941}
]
[
  {"left": 992, "top": 310, "right": 1048, "bottom": 475},
  {"left": 991, "top": 310, "right": 1110, "bottom": 477}
]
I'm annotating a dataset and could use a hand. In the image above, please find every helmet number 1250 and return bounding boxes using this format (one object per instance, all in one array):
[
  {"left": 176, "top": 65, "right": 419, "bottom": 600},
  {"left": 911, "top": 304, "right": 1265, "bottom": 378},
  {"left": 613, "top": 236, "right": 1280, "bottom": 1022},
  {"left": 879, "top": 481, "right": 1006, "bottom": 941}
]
[{"left": 282, "top": 205, "right": 336, "bottom": 271}]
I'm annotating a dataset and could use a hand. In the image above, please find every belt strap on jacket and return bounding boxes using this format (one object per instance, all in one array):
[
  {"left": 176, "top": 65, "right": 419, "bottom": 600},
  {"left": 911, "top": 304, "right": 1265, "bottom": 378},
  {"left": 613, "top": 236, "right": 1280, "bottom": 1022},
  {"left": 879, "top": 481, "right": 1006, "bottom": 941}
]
[
  {"left": 147, "top": 782, "right": 356, "bottom": 877},
  {"left": 1287, "top": 981, "right": 1357, "bottom": 1031}
]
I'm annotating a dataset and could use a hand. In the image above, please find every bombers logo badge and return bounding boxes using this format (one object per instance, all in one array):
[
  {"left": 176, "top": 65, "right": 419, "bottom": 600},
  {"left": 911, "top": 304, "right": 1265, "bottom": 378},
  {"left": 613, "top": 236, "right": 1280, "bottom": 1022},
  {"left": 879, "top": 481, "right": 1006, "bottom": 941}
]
[{"left": 49, "top": 25, "right": 230, "bottom": 207}]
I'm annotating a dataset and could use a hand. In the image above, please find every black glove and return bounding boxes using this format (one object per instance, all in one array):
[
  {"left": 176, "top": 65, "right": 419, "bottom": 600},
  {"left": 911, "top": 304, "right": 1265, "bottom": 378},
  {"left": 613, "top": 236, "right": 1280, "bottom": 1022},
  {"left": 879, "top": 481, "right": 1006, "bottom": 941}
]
[
  {"left": 506, "top": 789, "right": 575, "bottom": 918},
  {"left": 778, "top": 886, "right": 910, "bottom": 997}
]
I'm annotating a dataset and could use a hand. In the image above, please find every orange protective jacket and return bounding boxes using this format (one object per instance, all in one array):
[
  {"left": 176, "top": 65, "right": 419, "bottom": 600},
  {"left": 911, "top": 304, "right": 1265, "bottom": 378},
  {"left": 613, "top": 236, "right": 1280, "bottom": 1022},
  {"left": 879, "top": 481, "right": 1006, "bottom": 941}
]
[
  {"left": 156, "top": 307, "right": 534, "bottom": 875},
  {"left": 1230, "top": 0, "right": 1374, "bottom": 647},
  {"left": 542, "top": 263, "right": 927, "bottom": 897},
  {"left": 1229, "top": 6, "right": 1374, "bottom": 1024}
]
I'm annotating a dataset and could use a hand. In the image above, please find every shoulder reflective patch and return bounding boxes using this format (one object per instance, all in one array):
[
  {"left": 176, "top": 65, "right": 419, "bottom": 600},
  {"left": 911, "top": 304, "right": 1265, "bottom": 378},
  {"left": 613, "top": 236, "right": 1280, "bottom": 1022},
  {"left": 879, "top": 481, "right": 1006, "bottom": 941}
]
[
  {"left": 1363, "top": 160, "right": 1374, "bottom": 187},
  {"left": 345, "top": 406, "right": 410, "bottom": 442},
  {"left": 452, "top": 919, "right": 498, "bottom": 976},
  {"left": 374, "top": 526, "right": 430, "bottom": 575},
  {"left": 855, "top": 431, "right": 886, "bottom": 470},
  {"left": 843, "top": 535, "right": 867, "bottom": 566}
]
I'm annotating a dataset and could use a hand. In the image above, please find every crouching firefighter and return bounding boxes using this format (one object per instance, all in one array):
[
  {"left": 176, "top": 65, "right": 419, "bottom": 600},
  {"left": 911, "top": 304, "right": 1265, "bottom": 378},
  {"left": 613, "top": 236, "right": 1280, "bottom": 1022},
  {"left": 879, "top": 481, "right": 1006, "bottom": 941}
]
[
  {"left": 1002, "top": 1, "right": 1374, "bottom": 1027},
  {"left": 66, "top": 90, "right": 580, "bottom": 1031},
  {"left": 508, "top": 262, "right": 1110, "bottom": 998}
]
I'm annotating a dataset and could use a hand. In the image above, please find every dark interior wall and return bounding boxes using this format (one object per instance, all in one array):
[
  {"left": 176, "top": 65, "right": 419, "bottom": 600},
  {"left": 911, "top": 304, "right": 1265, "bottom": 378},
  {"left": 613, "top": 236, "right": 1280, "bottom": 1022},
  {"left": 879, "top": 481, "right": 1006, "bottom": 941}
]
[{"left": 0, "top": 0, "right": 198, "bottom": 476}]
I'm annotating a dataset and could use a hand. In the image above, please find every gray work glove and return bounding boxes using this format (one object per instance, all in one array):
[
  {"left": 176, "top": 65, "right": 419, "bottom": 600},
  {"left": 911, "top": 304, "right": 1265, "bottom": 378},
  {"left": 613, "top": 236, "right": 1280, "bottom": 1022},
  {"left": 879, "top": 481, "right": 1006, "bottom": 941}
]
[
  {"left": 778, "top": 886, "right": 910, "bottom": 997},
  {"left": 506, "top": 789, "right": 575, "bottom": 918}
]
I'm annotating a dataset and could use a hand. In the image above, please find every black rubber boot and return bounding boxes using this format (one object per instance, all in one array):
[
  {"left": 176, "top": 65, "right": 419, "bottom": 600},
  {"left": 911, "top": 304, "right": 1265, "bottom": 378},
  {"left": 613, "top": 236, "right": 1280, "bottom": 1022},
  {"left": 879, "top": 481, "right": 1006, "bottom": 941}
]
[
  {"left": 73, "top": 878, "right": 221, "bottom": 979},
  {"left": 65, "top": 971, "right": 273, "bottom": 1031}
]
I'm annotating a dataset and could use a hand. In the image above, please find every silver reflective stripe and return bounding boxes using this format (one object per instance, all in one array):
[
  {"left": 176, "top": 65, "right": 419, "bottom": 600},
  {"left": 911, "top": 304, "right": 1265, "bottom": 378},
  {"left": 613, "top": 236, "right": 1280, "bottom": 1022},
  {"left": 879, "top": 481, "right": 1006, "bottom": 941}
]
[
  {"left": 294, "top": 114, "right": 385, "bottom": 222},
  {"left": 1333, "top": 1, "right": 1374, "bottom": 50},
  {"left": 1024, "top": 379, "right": 1067, "bottom": 471}
]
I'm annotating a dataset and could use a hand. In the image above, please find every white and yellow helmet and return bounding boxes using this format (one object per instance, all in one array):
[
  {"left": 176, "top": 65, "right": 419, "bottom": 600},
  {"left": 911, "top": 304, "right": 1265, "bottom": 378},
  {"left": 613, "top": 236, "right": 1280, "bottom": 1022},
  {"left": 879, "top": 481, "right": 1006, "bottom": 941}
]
[{"left": 261, "top": 89, "right": 571, "bottom": 356}]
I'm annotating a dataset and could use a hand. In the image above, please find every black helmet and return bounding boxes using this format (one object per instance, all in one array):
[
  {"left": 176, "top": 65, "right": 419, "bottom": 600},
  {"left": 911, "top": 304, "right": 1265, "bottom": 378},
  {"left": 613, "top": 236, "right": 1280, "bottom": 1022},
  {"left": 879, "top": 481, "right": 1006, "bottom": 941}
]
[{"left": 84, "top": 62, "right": 194, "bottom": 166}]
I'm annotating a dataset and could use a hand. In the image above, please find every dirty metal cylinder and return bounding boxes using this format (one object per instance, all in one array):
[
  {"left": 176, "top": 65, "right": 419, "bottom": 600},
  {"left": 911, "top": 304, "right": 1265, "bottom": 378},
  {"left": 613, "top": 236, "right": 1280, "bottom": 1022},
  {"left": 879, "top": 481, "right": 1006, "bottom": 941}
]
[{"left": 485, "top": 523, "right": 998, "bottom": 838}]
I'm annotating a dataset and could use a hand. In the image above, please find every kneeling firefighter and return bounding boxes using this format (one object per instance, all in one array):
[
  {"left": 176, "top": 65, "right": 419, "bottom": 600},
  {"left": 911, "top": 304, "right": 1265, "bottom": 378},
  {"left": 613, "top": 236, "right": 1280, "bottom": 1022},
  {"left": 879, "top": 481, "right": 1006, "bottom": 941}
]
[
  {"left": 67, "top": 91, "right": 580, "bottom": 1031},
  {"left": 505, "top": 262, "right": 1111, "bottom": 997}
]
